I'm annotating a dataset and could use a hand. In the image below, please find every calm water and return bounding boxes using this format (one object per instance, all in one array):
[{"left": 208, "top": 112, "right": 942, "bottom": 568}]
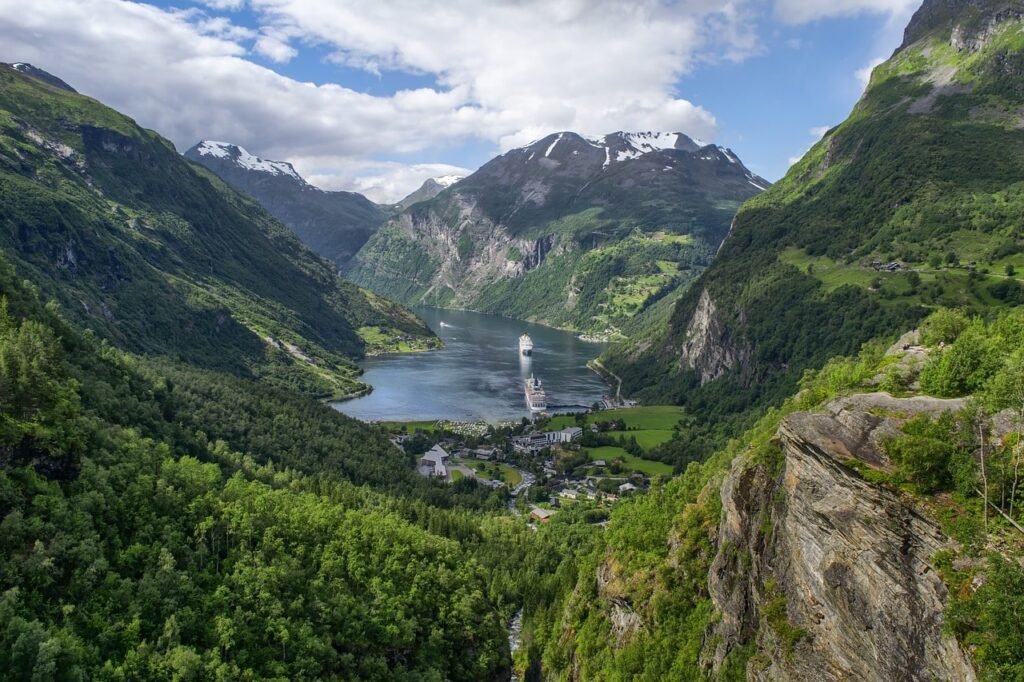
[{"left": 332, "top": 308, "right": 610, "bottom": 422}]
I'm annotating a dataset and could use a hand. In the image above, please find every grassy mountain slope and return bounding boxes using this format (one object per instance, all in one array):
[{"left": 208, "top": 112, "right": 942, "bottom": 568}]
[
  {"left": 606, "top": 0, "right": 1024, "bottom": 459},
  {"left": 0, "top": 65, "right": 435, "bottom": 398},
  {"left": 525, "top": 308, "right": 1024, "bottom": 680},
  {"left": 348, "top": 133, "right": 765, "bottom": 337}
]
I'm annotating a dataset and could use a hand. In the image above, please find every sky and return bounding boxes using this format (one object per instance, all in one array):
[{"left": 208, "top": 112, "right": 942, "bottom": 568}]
[{"left": 0, "top": 0, "right": 921, "bottom": 202}]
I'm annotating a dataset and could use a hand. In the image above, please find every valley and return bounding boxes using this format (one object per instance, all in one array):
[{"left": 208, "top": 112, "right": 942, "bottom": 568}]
[{"left": 3, "top": 0, "right": 1024, "bottom": 680}]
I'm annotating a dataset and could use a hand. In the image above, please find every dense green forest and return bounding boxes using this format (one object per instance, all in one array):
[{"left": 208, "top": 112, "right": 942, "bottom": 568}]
[
  {"left": 523, "top": 309, "right": 1024, "bottom": 679},
  {"left": 0, "top": 250, "right": 610, "bottom": 679}
]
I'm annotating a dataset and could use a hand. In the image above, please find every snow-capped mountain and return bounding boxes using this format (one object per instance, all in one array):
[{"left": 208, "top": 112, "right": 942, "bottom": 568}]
[
  {"left": 191, "top": 141, "right": 306, "bottom": 182},
  {"left": 185, "top": 140, "right": 386, "bottom": 269},
  {"left": 395, "top": 174, "right": 467, "bottom": 210},
  {"left": 505, "top": 130, "right": 769, "bottom": 190},
  {"left": 3, "top": 62, "right": 76, "bottom": 92},
  {"left": 349, "top": 130, "right": 769, "bottom": 334}
]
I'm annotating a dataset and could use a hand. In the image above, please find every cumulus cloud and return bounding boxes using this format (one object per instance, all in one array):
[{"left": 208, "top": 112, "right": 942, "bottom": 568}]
[
  {"left": 0, "top": 0, "right": 758, "bottom": 201},
  {"left": 774, "top": 0, "right": 920, "bottom": 24},
  {"left": 305, "top": 161, "right": 474, "bottom": 204}
]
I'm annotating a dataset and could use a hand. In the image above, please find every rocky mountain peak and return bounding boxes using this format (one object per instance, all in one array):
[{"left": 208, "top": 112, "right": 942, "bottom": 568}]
[
  {"left": 187, "top": 140, "right": 306, "bottom": 183},
  {"left": 3, "top": 62, "right": 77, "bottom": 92}
]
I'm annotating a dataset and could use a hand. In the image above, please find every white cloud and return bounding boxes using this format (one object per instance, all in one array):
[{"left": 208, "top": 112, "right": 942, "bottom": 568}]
[
  {"left": 305, "top": 161, "right": 473, "bottom": 204},
  {"left": 855, "top": 56, "right": 886, "bottom": 89},
  {"left": 0, "top": 0, "right": 760, "bottom": 201},
  {"left": 788, "top": 124, "right": 834, "bottom": 166},
  {"left": 198, "top": 0, "right": 247, "bottom": 10},
  {"left": 253, "top": 33, "right": 296, "bottom": 63},
  {"left": 774, "top": 0, "right": 919, "bottom": 24}
]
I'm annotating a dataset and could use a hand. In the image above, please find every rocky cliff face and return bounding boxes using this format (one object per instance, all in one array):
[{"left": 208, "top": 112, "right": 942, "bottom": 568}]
[
  {"left": 677, "top": 288, "right": 749, "bottom": 384},
  {"left": 707, "top": 391, "right": 976, "bottom": 681},
  {"left": 348, "top": 131, "right": 766, "bottom": 334}
]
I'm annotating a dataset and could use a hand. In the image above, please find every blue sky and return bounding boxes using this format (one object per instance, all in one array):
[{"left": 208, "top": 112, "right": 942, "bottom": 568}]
[{"left": 1, "top": 0, "right": 919, "bottom": 200}]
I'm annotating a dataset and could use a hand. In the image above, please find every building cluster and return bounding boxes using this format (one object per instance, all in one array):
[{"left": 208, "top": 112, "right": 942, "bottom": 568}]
[{"left": 511, "top": 426, "right": 583, "bottom": 453}]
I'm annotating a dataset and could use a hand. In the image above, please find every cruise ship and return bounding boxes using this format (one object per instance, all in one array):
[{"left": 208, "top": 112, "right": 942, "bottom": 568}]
[
  {"left": 524, "top": 374, "right": 547, "bottom": 412},
  {"left": 519, "top": 333, "right": 534, "bottom": 356}
]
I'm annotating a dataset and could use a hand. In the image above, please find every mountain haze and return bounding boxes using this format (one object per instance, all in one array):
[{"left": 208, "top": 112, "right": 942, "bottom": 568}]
[
  {"left": 349, "top": 131, "right": 768, "bottom": 336},
  {"left": 395, "top": 174, "right": 465, "bottom": 210}
]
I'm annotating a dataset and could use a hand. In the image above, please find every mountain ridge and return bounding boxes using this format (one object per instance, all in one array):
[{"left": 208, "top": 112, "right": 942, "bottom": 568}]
[
  {"left": 0, "top": 65, "right": 436, "bottom": 398},
  {"left": 185, "top": 140, "right": 388, "bottom": 269},
  {"left": 348, "top": 129, "right": 767, "bottom": 336}
]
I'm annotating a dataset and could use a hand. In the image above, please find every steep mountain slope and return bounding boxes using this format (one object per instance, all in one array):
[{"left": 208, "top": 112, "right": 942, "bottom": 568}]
[
  {"left": 606, "top": 0, "right": 1024, "bottom": 449},
  {"left": 0, "top": 64, "right": 435, "bottom": 398},
  {"left": 348, "top": 131, "right": 768, "bottom": 336},
  {"left": 185, "top": 140, "right": 387, "bottom": 269},
  {"left": 395, "top": 174, "right": 465, "bottom": 211},
  {"left": 526, "top": 311, "right": 1024, "bottom": 680}
]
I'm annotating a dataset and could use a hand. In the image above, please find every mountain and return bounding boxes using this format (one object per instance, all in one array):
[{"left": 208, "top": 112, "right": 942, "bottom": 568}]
[
  {"left": 3, "top": 62, "right": 76, "bottom": 92},
  {"left": 0, "top": 63, "right": 436, "bottom": 398},
  {"left": 528, "top": 310, "right": 1024, "bottom": 679},
  {"left": 395, "top": 174, "right": 465, "bottom": 210},
  {"left": 184, "top": 140, "right": 387, "bottom": 269},
  {"left": 348, "top": 131, "right": 768, "bottom": 336},
  {"left": 604, "top": 0, "right": 1024, "bottom": 456}
]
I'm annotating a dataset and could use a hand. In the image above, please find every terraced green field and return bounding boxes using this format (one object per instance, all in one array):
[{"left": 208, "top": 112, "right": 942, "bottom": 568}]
[{"left": 585, "top": 446, "right": 674, "bottom": 476}]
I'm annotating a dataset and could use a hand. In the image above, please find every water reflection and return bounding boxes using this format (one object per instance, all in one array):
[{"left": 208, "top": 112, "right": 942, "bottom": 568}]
[{"left": 332, "top": 308, "right": 609, "bottom": 422}]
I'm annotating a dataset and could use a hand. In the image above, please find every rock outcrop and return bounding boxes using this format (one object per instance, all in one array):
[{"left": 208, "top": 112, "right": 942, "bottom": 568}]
[
  {"left": 678, "top": 288, "right": 749, "bottom": 384},
  {"left": 708, "top": 392, "right": 976, "bottom": 681}
]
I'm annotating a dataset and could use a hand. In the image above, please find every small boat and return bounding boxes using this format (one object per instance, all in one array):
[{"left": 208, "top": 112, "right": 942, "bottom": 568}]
[
  {"left": 525, "top": 374, "right": 547, "bottom": 412},
  {"left": 519, "top": 333, "right": 534, "bottom": 356}
]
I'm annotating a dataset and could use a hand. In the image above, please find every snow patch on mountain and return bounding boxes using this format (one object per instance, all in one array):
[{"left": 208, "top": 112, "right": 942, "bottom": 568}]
[
  {"left": 433, "top": 174, "right": 464, "bottom": 187},
  {"left": 545, "top": 133, "right": 564, "bottom": 157},
  {"left": 194, "top": 140, "right": 305, "bottom": 182}
]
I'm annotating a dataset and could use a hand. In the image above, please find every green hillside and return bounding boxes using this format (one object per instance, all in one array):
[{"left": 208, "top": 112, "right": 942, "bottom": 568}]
[
  {"left": 0, "top": 66, "right": 435, "bottom": 398},
  {"left": 606, "top": 2, "right": 1024, "bottom": 461}
]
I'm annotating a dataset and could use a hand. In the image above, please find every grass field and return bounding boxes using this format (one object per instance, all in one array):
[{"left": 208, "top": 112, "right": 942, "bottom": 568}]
[
  {"left": 547, "top": 405, "right": 683, "bottom": 432},
  {"left": 358, "top": 326, "right": 440, "bottom": 355},
  {"left": 585, "top": 446, "right": 674, "bottom": 476},
  {"left": 380, "top": 420, "right": 440, "bottom": 433},
  {"left": 605, "top": 430, "right": 675, "bottom": 450},
  {"left": 464, "top": 461, "right": 522, "bottom": 486}
]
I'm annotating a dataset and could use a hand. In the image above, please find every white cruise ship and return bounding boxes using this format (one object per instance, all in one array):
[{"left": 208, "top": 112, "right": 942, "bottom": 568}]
[
  {"left": 519, "top": 333, "right": 534, "bottom": 356},
  {"left": 525, "top": 374, "right": 547, "bottom": 412}
]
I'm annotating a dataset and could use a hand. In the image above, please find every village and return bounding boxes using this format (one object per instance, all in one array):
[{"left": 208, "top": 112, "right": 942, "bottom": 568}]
[{"left": 389, "top": 405, "right": 680, "bottom": 525}]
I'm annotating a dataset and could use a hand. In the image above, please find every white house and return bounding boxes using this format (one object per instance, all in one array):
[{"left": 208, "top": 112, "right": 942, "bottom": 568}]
[
  {"left": 544, "top": 426, "right": 583, "bottom": 444},
  {"left": 618, "top": 482, "right": 638, "bottom": 493},
  {"left": 418, "top": 444, "right": 449, "bottom": 478}
]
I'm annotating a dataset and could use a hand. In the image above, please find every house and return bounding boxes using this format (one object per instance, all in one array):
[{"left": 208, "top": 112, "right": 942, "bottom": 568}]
[
  {"left": 418, "top": 445, "right": 449, "bottom": 478},
  {"left": 530, "top": 507, "right": 556, "bottom": 523},
  {"left": 559, "top": 489, "right": 578, "bottom": 500},
  {"left": 512, "top": 432, "right": 550, "bottom": 452},
  {"left": 544, "top": 426, "right": 583, "bottom": 444},
  {"left": 474, "top": 447, "right": 499, "bottom": 460},
  {"left": 592, "top": 460, "right": 607, "bottom": 468},
  {"left": 618, "top": 482, "right": 638, "bottom": 493}
]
